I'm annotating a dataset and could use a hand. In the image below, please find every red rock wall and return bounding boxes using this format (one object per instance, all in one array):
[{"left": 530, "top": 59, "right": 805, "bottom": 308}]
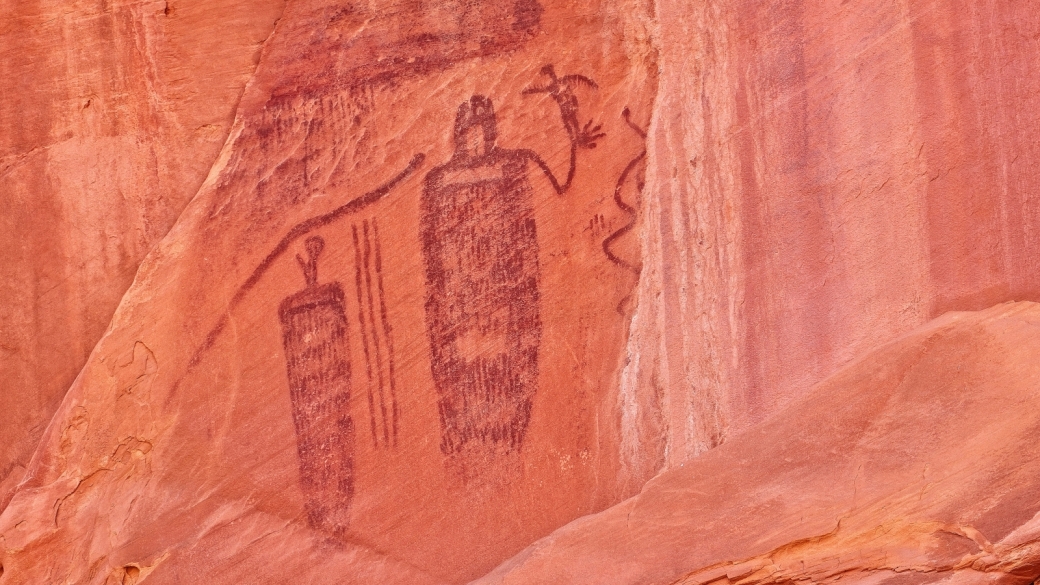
[
  {"left": 0, "top": 1, "right": 656, "bottom": 582},
  {"left": 0, "top": 0, "right": 284, "bottom": 499},
  {"left": 481, "top": 302, "right": 1040, "bottom": 583},
  {"left": 4, "top": 0, "right": 1040, "bottom": 582},
  {"left": 621, "top": 0, "right": 1040, "bottom": 476}
]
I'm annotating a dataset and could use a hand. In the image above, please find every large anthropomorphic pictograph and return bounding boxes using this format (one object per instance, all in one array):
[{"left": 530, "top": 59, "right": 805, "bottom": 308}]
[{"left": 420, "top": 67, "right": 603, "bottom": 461}]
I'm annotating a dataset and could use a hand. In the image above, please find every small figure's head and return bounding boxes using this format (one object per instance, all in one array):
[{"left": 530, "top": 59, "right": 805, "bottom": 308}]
[
  {"left": 453, "top": 95, "right": 497, "bottom": 160},
  {"left": 298, "top": 235, "right": 325, "bottom": 287},
  {"left": 304, "top": 236, "right": 325, "bottom": 263}
]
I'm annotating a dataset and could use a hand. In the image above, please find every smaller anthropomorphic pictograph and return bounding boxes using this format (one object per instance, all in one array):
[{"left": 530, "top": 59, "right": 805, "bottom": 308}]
[{"left": 279, "top": 236, "right": 355, "bottom": 535}]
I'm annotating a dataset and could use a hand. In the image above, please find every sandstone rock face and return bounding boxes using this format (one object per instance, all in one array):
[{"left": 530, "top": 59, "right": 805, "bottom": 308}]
[
  {"left": 0, "top": 0, "right": 284, "bottom": 502},
  {"left": 479, "top": 301, "right": 1040, "bottom": 584},
  {"left": 5, "top": 0, "right": 1040, "bottom": 582},
  {"left": 622, "top": 0, "right": 1040, "bottom": 476},
  {"left": 0, "top": 1, "right": 655, "bottom": 582}
]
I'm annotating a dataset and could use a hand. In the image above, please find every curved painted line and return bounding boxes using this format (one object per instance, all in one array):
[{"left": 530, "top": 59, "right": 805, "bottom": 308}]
[
  {"left": 622, "top": 106, "right": 647, "bottom": 139},
  {"left": 188, "top": 153, "right": 426, "bottom": 368},
  {"left": 602, "top": 149, "right": 645, "bottom": 274}
]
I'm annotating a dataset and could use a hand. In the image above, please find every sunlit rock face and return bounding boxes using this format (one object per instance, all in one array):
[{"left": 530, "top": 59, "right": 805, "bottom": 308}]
[
  {"left": 623, "top": 0, "right": 1040, "bottom": 472},
  {"left": 480, "top": 302, "right": 1040, "bottom": 584},
  {"left": 5, "top": 0, "right": 1040, "bottom": 583},
  {"left": 0, "top": 0, "right": 655, "bottom": 582}
]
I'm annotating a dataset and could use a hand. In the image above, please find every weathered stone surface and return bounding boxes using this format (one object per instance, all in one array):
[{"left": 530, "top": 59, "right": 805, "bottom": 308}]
[
  {"left": 0, "top": 0, "right": 284, "bottom": 503},
  {"left": 5, "top": 0, "right": 1040, "bottom": 582},
  {"left": 621, "top": 0, "right": 1040, "bottom": 478},
  {"left": 0, "top": 1, "right": 655, "bottom": 582},
  {"left": 478, "top": 301, "right": 1040, "bottom": 584}
]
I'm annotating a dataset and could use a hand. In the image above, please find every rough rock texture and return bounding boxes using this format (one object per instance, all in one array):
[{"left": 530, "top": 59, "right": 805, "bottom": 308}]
[
  {"left": 621, "top": 0, "right": 1040, "bottom": 478},
  {"left": 0, "top": 1, "right": 655, "bottom": 582},
  {"left": 0, "top": 0, "right": 284, "bottom": 501},
  {"left": 5, "top": 0, "right": 1040, "bottom": 582},
  {"left": 480, "top": 301, "right": 1040, "bottom": 584}
]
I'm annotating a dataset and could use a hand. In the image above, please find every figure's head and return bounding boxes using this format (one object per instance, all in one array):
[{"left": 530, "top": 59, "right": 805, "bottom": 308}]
[
  {"left": 304, "top": 236, "right": 325, "bottom": 263},
  {"left": 453, "top": 95, "right": 497, "bottom": 159}
]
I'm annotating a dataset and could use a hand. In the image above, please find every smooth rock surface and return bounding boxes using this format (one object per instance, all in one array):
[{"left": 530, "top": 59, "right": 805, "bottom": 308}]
[
  {"left": 0, "top": 0, "right": 285, "bottom": 503},
  {"left": 479, "top": 301, "right": 1040, "bottom": 585},
  {"left": 622, "top": 0, "right": 1040, "bottom": 477}
]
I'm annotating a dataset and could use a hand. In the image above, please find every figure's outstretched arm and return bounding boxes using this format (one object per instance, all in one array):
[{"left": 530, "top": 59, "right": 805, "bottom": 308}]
[
  {"left": 525, "top": 118, "right": 603, "bottom": 194},
  {"left": 515, "top": 146, "right": 574, "bottom": 195}
]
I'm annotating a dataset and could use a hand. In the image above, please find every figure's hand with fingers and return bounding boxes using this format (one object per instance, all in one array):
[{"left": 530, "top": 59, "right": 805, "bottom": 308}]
[
  {"left": 522, "top": 64, "right": 604, "bottom": 192},
  {"left": 576, "top": 119, "right": 605, "bottom": 149}
]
